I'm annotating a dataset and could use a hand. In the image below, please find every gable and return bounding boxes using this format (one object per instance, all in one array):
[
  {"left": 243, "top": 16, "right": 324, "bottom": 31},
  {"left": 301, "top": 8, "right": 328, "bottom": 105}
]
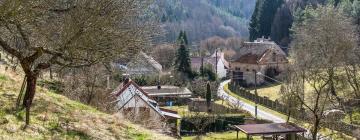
[
  {"left": 233, "top": 41, "right": 287, "bottom": 64},
  {"left": 114, "top": 81, "right": 165, "bottom": 118}
]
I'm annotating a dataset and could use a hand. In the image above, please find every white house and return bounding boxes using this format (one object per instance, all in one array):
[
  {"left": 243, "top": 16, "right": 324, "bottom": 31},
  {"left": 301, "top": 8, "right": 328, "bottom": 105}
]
[
  {"left": 191, "top": 51, "right": 229, "bottom": 79},
  {"left": 112, "top": 80, "right": 180, "bottom": 131}
]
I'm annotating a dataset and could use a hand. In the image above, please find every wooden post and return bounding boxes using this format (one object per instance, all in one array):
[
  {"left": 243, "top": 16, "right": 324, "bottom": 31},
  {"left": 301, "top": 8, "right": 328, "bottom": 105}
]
[
  {"left": 237, "top": 131, "right": 239, "bottom": 139},
  {"left": 246, "top": 134, "right": 249, "bottom": 140}
]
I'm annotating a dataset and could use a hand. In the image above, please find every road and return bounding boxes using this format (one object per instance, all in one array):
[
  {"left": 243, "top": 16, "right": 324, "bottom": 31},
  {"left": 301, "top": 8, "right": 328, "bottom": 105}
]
[
  {"left": 217, "top": 80, "right": 285, "bottom": 123},
  {"left": 217, "top": 80, "right": 328, "bottom": 139}
]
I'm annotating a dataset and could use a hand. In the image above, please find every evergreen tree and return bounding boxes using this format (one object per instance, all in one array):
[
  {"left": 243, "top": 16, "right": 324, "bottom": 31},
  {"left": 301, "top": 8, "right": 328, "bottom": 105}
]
[
  {"left": 177, "top": 30, "right": 183, "bottom": 43},
  {"left": 249, "top": 0, "right": 262, "bottom": 41},
  {"left": 249, "top": 0, "right": 283, "bottom": 41},
  {"left": 174, "top": 43, "right": 192, "bottom": 77},
  {"left": 182, "top": 31, "right": 189, "bottom": 45},
  {"left": 206, "top": 82, "right": 212, "bottom": 112}
]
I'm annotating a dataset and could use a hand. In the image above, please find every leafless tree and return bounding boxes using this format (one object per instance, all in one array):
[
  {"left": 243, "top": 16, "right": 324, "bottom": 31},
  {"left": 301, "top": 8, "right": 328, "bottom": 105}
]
[
  {"left": 151, "top": 43, "right": 177, "bottom": 70},
  {"left": 289, "top": 5, "right": 357, "bottom": 139},
  {"left": 0, "top": 0, "right": 159, "bottom": 126}
]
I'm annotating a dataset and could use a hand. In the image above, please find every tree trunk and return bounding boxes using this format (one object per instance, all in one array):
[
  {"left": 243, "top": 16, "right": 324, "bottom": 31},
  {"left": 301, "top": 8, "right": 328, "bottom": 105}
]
[
  {"left": 49, "top": 67, "right": 53, "bottom": 79},
  {"left": 312, "top": 117, "right": 320, "bottom": 140},
  {"left": 22, "top": 73, "right": 38, "bottom": 127}
]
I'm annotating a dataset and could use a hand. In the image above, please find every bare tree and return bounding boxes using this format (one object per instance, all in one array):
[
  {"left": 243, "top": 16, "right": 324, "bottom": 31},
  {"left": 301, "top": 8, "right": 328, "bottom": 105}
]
[
  {"left": 151, "top": 43, "right": 177, "bottom": 70},
  {"left": 0, "top": 0, "right": 158, "bottom": 126},
  {"left": 290, "top": 5, "right": 357, "bottom": 139}
]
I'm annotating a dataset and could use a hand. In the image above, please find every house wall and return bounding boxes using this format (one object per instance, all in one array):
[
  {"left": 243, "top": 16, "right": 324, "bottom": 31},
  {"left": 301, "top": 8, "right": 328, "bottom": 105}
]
[
  {"left": 230, "top": 52, "right": 287, "bottom": 85},
  {"left": 217, "top": 59, "right": 227, "bottom": 79},
  {"left": 120, "top": 95, "right": 163, "bottom": 124}
]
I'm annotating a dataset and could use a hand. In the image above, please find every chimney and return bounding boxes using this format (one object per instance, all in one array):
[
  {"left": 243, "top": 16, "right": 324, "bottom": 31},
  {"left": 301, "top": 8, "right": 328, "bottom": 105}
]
[
  {"left": 123, "top": 78, "right": 130, "bottom": 87},
  {"left": 157, "top": 81, "right": 161, "bottom": 90}
]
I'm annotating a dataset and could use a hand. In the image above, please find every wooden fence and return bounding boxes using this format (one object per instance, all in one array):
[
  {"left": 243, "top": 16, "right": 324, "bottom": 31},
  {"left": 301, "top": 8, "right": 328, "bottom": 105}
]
[
  {"left": 228, "top": 83, "right": 360, "bottom": 139},
  {"left": 228, "top": 83, "right": 305, "bottom": 119}
]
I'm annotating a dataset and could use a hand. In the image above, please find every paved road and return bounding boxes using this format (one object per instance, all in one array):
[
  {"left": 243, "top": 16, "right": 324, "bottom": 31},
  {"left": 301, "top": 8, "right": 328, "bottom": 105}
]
[
  {"left": 217, "top": 80, "right": 328, "bottom": 139},
  {"left": 217, "top": 80, "right": 285, "bottom": 123}
]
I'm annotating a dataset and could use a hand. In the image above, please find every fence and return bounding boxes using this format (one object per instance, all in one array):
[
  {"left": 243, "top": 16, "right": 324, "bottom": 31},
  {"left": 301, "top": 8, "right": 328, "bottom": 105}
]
[
  {"left": 228, "top": 83, "right": 360, "bottom": 138},
  {"left": 228, "top": 83, "right": 305, "bottom": 119}
]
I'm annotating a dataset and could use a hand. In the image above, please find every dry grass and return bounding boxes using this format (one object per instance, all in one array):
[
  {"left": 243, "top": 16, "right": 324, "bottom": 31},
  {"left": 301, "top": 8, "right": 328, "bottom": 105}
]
[{"left": 0, "top": 65, "right": 174, "bottom": 140}]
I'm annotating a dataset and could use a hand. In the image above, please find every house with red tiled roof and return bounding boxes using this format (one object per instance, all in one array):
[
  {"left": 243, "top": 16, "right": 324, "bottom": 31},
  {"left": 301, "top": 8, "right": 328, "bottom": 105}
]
[
  {"left": 112, "top": 80, "right": 180, "bottom": 133},
  {"left": 230, "top": 38, "right": 288, "bottom": 86}
]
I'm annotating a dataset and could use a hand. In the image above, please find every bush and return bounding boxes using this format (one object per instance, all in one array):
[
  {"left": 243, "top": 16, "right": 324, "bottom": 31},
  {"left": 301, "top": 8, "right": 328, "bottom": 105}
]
[
  {"left": 37, "top": 80, "right": 64, "bottom": 93},
  {"left": 190, "top": 78, "right": 219, "bottom": 98},
  {"left": 180, "top": 115, "right": 245, "bottom": 135}
]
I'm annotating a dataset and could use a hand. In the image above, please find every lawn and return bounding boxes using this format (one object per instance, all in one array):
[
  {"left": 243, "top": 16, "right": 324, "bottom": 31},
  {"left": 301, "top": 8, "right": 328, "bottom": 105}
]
[
  {"left": 224, "top": 83, "right": 356, "bottom": 140},
  {"left": 247, "top": 84, "right": 282, "bottom": 101},
  {"left": 182, "top": 131, "right": 261, "bottom": 140}
]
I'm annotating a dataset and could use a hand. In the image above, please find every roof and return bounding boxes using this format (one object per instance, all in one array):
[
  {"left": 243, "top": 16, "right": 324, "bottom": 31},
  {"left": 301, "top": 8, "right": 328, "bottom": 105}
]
[
  {"left": 141, "top": 86, "right": 192, "bottom": 97},
  {"left": 233, "top": 40, "right": 286, "bottom": 64},
  {"left": 160, "top": 108, "right": 181, "bottom": 119},
  {"left": 234, "top": 123, "right": 306, "bottom": 135},
  {"left": 126, "top": 51, "right": 162, "bottom": 74},
  {"left": 191, "top": 52, "right": 229, "bottom": 71},
  {"left": 113, "top": 81, "right": 180, "bottom": 119},
  {"left": 140, "top": 52, "right": 162, "bottom": 72}
]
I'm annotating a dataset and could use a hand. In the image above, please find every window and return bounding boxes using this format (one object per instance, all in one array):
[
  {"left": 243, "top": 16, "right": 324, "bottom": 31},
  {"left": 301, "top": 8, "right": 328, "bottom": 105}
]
[
  {"left": 246, "top": 69, "right": 249, "bottom": 72},
  {"left": 235, "top": 67, "right": 240, "bottom": 71}
]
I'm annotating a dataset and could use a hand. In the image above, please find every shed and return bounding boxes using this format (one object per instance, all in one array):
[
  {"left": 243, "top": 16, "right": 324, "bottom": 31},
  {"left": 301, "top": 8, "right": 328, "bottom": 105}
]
[{"left": 234, "top": 123, "right": 306, "bottom": 140}]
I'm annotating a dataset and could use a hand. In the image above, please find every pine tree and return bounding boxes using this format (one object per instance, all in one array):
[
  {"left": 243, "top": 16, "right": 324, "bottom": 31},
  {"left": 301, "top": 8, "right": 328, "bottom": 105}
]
[
  {"left": 174, "top": 43, "right": 192, "bottom": 76},
  {"left": 206, "top": 82, "right": 212, "bottom": 112},
  {"left": 182, "top": 31, "right": 189, "bottom": 45},
  {"left": 249, "top": 0, "right": 283, "bottom": 41},
  {"left": 177, "top": 30, "right": 184, "bottom": 44},
  {"left": 249, "top": 0, "right": 262, "bottom": 41}
]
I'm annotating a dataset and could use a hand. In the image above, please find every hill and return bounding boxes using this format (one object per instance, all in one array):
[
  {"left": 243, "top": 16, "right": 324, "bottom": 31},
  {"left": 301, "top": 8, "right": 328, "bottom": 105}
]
[
  {"left": 0, "top": 67, "right": 174, "bottom": 140},
  {"left": 153, "top": 0, "right": 256, "bottom": 44}
]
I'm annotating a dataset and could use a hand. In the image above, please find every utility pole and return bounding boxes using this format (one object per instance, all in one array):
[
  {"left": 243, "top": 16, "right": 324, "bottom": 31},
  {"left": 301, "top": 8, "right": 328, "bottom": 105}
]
[
  {"left": 254, "top": 70, "right": 258, "bottom": 119},
  {"left": 215, "top": 49, "right": 218, "bottom": 75}
]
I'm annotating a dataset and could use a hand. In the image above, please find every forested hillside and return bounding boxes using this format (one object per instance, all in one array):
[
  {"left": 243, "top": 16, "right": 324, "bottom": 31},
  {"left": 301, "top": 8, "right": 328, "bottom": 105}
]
[
  {"left": 249, "top": 0, "right": 359, "bottom": 47},
  {"left": 152, "top": 0, "right": 255, "bottom": 44}
]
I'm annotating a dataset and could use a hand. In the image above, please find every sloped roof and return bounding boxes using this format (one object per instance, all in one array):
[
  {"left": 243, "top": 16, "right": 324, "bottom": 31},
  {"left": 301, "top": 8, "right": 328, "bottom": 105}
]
[
  {"left": 113, "top": 81, "right": 180, "bottom": 119},
  {"left": 191, "top": 52, "right": 229, "bottom": 70},
  {"left": 142, "top": 86, "right": 192, "bottom": 97},
  {"left": 233, "top": 41, "right": 286, "bottom": 64},
  {"left": 126, "top": 52, "right": 162, "bottom": 74},
  {"left": 140, "top": 52, "right": 162, "bottom": 72},
  {"left": 234, "top": 123, "right": 306, "bottom": 135}
]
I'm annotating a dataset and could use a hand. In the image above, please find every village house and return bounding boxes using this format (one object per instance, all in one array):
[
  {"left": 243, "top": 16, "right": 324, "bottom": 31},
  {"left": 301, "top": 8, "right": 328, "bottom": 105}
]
[
  {"left": 191, "top": 51, "right": 229, "bottom": 79},
  {"left": 116, "top": 51, "right": 163, "bottom": 76},
  {"left": 112, "top": 80, "right": 180, "bottom": 134},
  {"left": 230, "top": 38, "right": 288, "bottom": 86},
  {"left": 141, "top": 85, "right": 192, "bottom": 106}
]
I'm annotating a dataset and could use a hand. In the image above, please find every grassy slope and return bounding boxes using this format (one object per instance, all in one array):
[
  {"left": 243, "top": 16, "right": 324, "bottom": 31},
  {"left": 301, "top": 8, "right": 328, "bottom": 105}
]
[
  {"left": 0, "top": 68, "right": 174, "bottom": 140},
  {"left": 224, "top": 84, "right": 355, "bottom": 140}
]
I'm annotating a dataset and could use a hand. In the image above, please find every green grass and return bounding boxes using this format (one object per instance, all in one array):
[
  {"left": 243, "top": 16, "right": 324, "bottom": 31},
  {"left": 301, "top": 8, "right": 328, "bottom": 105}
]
[
  {"left": 0, "top": 68, "right": 174, "bottom": 140},
  {"left": 247, "top": 84, "right": 282, "bottom": 101},
  {"left": 182, "top": 131, "right": 261, "bottom": 140},
  {"left": 224, "top": 83, "right": 356, "bottom": 140}
]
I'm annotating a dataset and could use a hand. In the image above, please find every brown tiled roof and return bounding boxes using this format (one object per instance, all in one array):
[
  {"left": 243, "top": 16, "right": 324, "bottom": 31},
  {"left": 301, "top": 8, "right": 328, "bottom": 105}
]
[
  {"left": 234, "top": 123, "right": 306, "bottom": 135},
  {"left": 234, "top": 53, "right": 260, "bottom": 64},
  {"left": 233, "top": 41, "right": 286, "bottom": 64}
]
